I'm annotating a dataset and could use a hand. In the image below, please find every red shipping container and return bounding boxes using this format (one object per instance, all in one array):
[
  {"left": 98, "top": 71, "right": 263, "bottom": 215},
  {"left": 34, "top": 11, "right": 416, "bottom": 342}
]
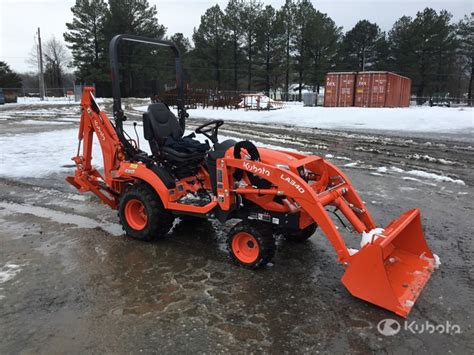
[
  {"left": 399, "top": 77, "right": 412, "bottom": 107},
  {"left": 325, "top": 71, "right": 411, "bottom": 107},
  {"left": 354, "top": 73, "right": 371, "bottom": 107},
  {"left": 324, "top": 73, "right": 339, "bottom": 107},
  {"left": 337, "top": 72, "right": 356, "bottom": 107},
  {"left": 355, "top": 71, "right": 411, "bottom": 108},
  {"left": 385, "top": 74, "right": 402, "bottom": 107}
]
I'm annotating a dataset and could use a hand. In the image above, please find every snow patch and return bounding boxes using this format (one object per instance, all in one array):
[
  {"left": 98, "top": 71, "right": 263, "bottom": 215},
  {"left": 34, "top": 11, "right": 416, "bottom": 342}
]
[
  {"left": 390, "top": 167, "right": 405, "bottom": 173},
  {"left": 407, "top": 154, "right": 456, "bottom": 165},
  {"left": 420, "top": 252, "right": 441, "bottom": 270},
  {"left": 0, "top": 263, "right": 22, "bottom": 284},
  {"left": 348, "top": 248, "right": 359, "bottom": 256},
  {"left": 0, "top": 128, "right": 104, "bottom": 178},
  {"left": 360, "top": 228, "right": 385, "bottom": 248},
  {"left": 0, "top": 263, "right": 24, "bottom": 298},
  {"left": 378, "top": 166, "right": 465, "bottom": 185},
  {"left": 433, "top": 254, "right": 441, "bottom": 269},
  {"left": 132, "top": 104, "right": 474, "bottom": 134},
  {"left": 406, "top": 170, "right": 465, "bottom": 185},
  {"left": 13, "top": 119, "right": 72, "bottom": 125}
]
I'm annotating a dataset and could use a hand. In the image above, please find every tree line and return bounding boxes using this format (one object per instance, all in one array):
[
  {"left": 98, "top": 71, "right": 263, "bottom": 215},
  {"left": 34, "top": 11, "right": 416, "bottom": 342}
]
[
  {"left": 187, "top": 1, "right": 473, "bottom": 101},
  {"left": 2, "top": 0, "right": 471, "bottom": 102}
]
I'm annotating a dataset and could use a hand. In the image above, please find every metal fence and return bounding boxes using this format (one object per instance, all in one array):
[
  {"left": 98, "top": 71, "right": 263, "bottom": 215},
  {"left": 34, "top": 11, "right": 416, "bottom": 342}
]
[{"left": 1, "top": 86, "right": 472, "bottom": 107}]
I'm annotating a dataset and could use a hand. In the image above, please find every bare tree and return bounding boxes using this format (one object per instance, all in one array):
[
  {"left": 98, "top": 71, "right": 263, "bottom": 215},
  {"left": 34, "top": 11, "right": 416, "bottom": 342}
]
[
  {"left": 26, "top": 36, "right": 72, "bottom": 95},
  {"left": 43, "top": 36, "right": 71, "bottom": 91}
]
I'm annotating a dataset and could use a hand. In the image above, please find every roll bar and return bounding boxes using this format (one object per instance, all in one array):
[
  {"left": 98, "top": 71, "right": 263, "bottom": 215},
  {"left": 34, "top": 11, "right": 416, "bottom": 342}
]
[{"left": 109, "top": 34, "right": 187, "bottom": 157}]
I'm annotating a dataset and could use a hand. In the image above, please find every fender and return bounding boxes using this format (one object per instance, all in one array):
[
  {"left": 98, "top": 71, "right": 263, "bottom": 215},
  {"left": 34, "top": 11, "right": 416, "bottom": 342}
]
[{"left": 117, "top": 163, "right": 170, "bottom": 207}]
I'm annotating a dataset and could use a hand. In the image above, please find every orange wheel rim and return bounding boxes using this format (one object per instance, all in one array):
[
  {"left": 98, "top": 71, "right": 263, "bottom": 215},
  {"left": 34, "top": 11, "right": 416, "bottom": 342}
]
[
  {"left": 124, "top": 199, "right": 148, "bottom": 231},
  {"left": 232, "top": 232, "right": 259, "bottom": 264}
]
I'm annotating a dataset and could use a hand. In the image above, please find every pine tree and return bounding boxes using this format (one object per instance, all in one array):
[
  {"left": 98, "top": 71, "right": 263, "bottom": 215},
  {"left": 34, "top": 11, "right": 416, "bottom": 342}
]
[
  {"left": 372, "top": 34, "right": 390, "bottom": 70},
  {"left": 64, "top": 0, "right": 108, "bottom": 89},
  {"left": 104, "top": 0, "right": 167, "bottom": 96},
  {"left": 240, "top": 0, "right": 263, "bottom": 91},
  {"left": 255, "top": 5, "right": 284, "bottom": 95},
  {"left": 339, "top": 20, "right": 383, "bottom": 71},
  {"left": 306, "top": 12, "right": 341, "bottom": 92},
  {"left": 169, "top": 33, "right": 191, "bottom": 56},
  {"left": 277, "top": 0, "right": 296, "bottom": 100},
  {"left": 293, "top": 0, "right": 317, "bottom": 100},
  {"left": 457, "top": 13, "right": 473, "bottom": 103},
  {"left": 0, "top": 61, "right": 22, "bottom": 88},
  {"left": 389, "top": 8, "right": 458, "bottom": 101},
  {"left": 192, "top": 5, "right": 228, "bottom": 90},
  {"left": 224, "top": 0, "right": 244, "bottom": 91}
]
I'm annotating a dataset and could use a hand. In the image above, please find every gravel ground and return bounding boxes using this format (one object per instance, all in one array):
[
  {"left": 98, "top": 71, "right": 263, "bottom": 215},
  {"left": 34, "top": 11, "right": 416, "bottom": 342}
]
[{"left": 0, "top": 101, "right": 473, "bottom": 354}]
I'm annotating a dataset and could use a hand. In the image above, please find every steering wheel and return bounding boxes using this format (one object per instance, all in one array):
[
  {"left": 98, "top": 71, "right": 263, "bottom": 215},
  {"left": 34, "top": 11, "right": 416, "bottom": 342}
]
[
  {"left": 232, "top": 140, "right": 271, "bottom": 189},
  {"left": 195, "top": 119, "right": 224, "bottom": 144}
]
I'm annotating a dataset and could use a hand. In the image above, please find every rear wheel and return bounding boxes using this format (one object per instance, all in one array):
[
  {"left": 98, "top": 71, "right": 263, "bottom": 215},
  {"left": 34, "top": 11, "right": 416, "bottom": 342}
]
[
  {"left": 119, "top": 182, "right": 174, "bottom": 241},
  {"left": 227, "top": 221, "right": 275, "bottom": 269}
]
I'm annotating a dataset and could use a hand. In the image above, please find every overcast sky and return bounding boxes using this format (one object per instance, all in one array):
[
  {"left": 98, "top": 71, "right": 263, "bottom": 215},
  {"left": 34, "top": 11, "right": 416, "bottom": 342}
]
[{"left": 0, "top": 0, "right": 472, "bottom": 73}]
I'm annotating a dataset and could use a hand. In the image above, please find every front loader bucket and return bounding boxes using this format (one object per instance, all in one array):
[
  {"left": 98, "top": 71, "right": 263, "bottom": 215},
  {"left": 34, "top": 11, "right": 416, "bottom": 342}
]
[{"left": 341, "top": 209, "right": 436, "bottom": 317}]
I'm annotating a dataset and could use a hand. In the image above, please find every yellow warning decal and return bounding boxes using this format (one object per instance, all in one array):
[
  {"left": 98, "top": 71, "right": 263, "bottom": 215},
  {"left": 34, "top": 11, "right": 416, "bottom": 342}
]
[{"left": 129, "top": 163, "right": 138, "bottom": 169}]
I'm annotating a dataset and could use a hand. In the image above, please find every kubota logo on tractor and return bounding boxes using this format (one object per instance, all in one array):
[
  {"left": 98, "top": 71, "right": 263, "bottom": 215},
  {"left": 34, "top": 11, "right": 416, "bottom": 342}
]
[
  {"left": 243, "top": 161, "right": 270, "bottom": 177},
  {"left": 280, "top": 174, "right": 305, "bottom": 193}
]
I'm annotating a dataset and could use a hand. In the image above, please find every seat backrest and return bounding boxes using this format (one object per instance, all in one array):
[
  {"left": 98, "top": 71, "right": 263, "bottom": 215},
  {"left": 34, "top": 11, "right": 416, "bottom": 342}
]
[{"left": 143, "top": 103, "right": 183, "bottom": 145}]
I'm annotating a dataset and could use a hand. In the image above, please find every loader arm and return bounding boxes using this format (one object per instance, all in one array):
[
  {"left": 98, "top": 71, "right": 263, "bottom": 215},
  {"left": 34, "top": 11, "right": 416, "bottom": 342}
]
[{"left": 218, "top": 155, "right": 372, "bottom": 263}]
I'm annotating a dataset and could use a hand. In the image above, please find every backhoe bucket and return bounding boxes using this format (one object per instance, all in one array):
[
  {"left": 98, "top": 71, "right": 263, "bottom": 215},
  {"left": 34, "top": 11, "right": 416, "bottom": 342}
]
[{"left": 341, "top": 209, "right": 436, "bottom": 317}]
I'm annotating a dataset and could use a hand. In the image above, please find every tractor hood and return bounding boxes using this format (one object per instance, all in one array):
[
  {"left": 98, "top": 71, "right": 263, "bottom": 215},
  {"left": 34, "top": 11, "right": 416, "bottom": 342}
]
[{"left": 256, "top": 147, "right": 301, "bottom": 169}]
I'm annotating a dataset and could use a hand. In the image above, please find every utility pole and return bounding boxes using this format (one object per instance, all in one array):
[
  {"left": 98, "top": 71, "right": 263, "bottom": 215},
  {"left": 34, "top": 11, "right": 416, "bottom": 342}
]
[{"left": 37, "top": 27, "right": 45, "bottom": 100}]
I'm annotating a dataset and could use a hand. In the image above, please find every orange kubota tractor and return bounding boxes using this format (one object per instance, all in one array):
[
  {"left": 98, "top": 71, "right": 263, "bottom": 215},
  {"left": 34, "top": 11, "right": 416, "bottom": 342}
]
[{"left": 67, "top": 35, "right": 438, "bottom": 318}]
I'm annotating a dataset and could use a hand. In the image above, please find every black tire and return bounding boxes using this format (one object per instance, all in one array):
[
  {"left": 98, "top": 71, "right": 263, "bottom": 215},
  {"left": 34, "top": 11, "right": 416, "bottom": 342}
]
[
  {"left": 283, "top": 223, "right": 317, "bottom": 242},
  {"left": 118, "top": 182, "right": 174, "bottom": 241},
  {"left": 227, "top": 221, "right": 275, "bottom": 269}
]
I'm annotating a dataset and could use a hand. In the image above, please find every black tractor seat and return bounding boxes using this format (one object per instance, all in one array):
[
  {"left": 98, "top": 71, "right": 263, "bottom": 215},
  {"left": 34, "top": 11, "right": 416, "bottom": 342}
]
[{"left": 143, "top": 103, "right": 209, "bottom": 178}]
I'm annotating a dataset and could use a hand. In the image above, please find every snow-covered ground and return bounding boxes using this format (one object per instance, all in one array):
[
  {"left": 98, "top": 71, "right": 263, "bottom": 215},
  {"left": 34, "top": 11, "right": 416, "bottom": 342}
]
[
  {"left": 0, "top": 122, "right": 467, "bottom": 187},
  {"left": 0, "top": 122, "right": 297, "bottom": 178},
  {"left": 137, "top": 103, "right": 473, "bottom": 135},
  {"left": 6, "top": 97, "right": 473, "bottom": 135},
  {"left": 0, "top": 99, "right": 471, "bottom": 186}
]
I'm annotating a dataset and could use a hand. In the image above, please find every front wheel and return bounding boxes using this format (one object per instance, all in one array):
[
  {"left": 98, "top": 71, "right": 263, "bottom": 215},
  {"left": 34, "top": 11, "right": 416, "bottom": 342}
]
[
  {"left": 119, "top": 182, "right": 174, "bottom": 241},
  {"left": 227, "top": 221, "right": 275, "bottom": 269}
]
